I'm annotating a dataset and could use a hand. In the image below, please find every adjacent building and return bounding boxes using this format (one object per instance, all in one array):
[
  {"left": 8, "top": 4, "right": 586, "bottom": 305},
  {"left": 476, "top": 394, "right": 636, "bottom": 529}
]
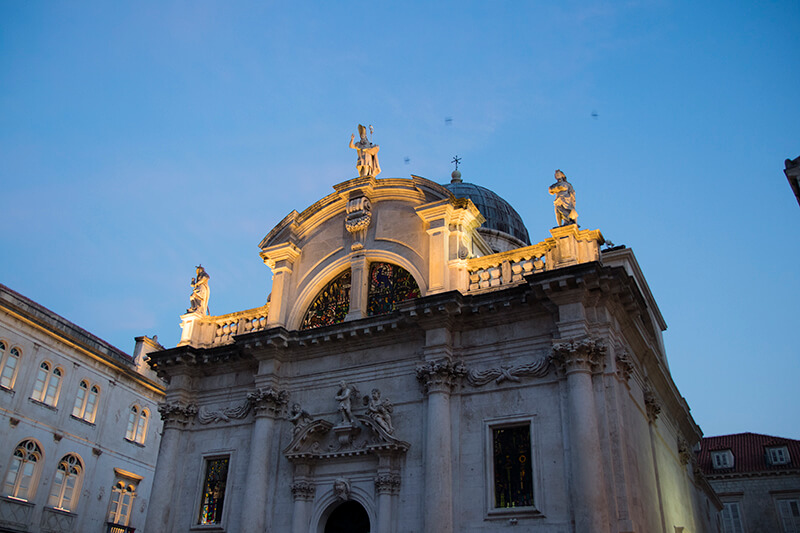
[
  {"left": 698, "top": 433, "right": 800, "bottom": 533},
  {"left": 144, "top": 154, "right": 721, "bottom": 533},
  {"left": 0, "top": 284, "right": 165, "bottom": 533}
]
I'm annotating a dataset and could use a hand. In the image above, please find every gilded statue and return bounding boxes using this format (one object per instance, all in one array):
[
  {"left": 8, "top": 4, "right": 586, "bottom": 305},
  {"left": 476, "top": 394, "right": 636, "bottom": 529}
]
[
  {"left": 349, "top": 124, "right": 381, "bottom": 177},
  {"left": 549, "top": 169, "right": 578, "bottom": 226},
  {"left": 188, "top": 265, "right": 210, "bottom": 315}
]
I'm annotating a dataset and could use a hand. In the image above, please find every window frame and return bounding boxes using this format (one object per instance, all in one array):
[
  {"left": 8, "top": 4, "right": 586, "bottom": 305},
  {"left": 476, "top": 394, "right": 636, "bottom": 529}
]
[
  {"left": 31, "top": 361, "right": 64, "bottom": 407},
  {"left": 47, "top": 453, "right": 83, "bottom": 512},
  {"left": 774, "top": 496, "right": 800, "bottom": 533},
  {"left": 768, "top": 446, "right": 791, "bottom": 466},
  {"left": 192, "top": 450, "right": 234, "bottom": 530},
  {"left": 107, "top": 469, "right": 142, "bottom": 527},
  {"left": 125, "top": 405, "right": 149, "bottom": 445},
  {"left": 484, "top": 415, "right": 543, "bottom": 519},
  {"left": 0, "top": 341, "right": 21, "bottom": 390},
  {"left": 2, "top": 439, "right": 44, "bottom": 502},
  {"left": 72, "top": 380, "right": 100, "bottom": 423},
  {"left": 720, "top": 500, "right": 745, "bottom": 533},
  {"left": 712, "top": 449, "right": 735, "bottom": 469}
]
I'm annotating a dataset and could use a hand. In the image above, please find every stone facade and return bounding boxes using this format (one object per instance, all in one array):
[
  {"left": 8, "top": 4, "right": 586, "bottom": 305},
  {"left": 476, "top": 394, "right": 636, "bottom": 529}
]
[
  {"left": 0, "top": 284, "right": 165, "bottom": 533},
  {"left": 146, "top": 174, "right": 720, "bottom": 532},
  {"left": 699, "top": 433, "right": 800, "bottom": 532}
]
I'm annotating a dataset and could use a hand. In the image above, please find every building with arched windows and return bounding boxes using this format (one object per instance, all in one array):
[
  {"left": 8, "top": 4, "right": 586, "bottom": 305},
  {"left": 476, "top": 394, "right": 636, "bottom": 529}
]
[
  {"left": 0, "top": 284, "right": 165, "bottom": 533},
  {"left": 145, "top": 166, "right": 721, "bottom": 533}
]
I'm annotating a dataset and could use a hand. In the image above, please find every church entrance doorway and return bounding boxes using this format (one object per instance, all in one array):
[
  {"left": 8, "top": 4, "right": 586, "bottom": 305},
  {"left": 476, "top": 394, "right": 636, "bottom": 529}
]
[{"left": 324, "top": 500, "right": 370, "bottom": 533}]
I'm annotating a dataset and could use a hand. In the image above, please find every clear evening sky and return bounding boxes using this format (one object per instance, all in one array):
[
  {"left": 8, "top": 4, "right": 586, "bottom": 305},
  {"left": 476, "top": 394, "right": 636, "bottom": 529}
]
[{"left": 1, "top": 2, "right": 798, "bottom": 439}]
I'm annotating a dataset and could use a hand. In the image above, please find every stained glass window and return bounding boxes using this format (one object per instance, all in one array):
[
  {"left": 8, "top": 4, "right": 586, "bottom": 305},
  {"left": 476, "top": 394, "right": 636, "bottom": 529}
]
[
  {"left": 301, "top": 270, "right": 352, "bottom": 330},
  {"left": 367, "top": 262, "right": 421, "bottom": 316},
  {"left": 198, "top": 457, "right": 229, "bottom": 525},
  {"left": 493, "top": 425, "right": 533, "bottom": 508}
]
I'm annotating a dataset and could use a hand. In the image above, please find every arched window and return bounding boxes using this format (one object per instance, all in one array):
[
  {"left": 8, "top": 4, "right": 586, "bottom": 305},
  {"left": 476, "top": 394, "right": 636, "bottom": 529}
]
[
  {"left": 300, "top": 263, "right": 421, "bottom": 330},
  {"left": 108, "top": 480, "right": 136, "bottom": 526},
  {"left": 0, "top": 342, "right": 21, "bottom": 390},
  {"left": 32, "top": 362, "right": 63, "bottom": 406},
  {"left": 125, "top": 406, "right": 149, "bottom": 444},
  {"left": 2, "top": 439, "right": 43, "bottom": 501},
  {"left": 301, "top": 270, "right": 352, "bottom": 329},
  {"left": 47, "top": 454, "right": 82, "bottom": 511},
  {"left": 72, "top": 381, "right": 100, "bottom": 423},
  {"left": 366, "top": 262, "right": 421, "bottom": 316}
]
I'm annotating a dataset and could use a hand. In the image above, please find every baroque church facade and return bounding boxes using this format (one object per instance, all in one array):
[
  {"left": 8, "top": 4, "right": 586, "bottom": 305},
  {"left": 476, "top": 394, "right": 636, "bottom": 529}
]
[{"left": 145, "top": 134, "right": 720, "bottom": 533}]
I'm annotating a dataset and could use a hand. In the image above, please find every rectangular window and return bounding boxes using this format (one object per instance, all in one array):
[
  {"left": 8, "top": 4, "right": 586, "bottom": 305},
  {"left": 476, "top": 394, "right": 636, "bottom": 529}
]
[
  {"left": 777, "top": 499, "right": 800, "bottom": 533},
  {"left": 713, "top": 450, "right": 734, "bottom": 469},
  {"left": 198, "top": 457, "right": 229, "bottom": 525},
  {"left": 769, "top": 446, "right": 790, "bottom": 465},
  {"left": 492, "top": 424, "right": 533, "bottom": 509},
  {"left": 721, "top": 502, "right": 744, "bottom": 533}
]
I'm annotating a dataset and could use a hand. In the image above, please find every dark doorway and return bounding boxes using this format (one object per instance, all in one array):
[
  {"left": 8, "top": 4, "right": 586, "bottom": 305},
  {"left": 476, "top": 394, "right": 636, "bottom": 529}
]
[{"left": 324, "top": 500, "right": 370, "bottom": 533}]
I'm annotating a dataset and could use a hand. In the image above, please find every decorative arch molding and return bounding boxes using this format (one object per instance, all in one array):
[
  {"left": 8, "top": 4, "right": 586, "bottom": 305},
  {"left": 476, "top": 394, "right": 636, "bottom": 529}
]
[
  {"left": 311, "top": 484, "right": 377, "bottom": 533},
  {"left": 288, "top": 251, "right": 427, "bottom": 331}
]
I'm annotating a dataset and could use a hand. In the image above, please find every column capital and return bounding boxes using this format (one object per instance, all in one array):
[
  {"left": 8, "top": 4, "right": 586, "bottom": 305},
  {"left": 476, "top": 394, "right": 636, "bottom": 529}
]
[
  {"left": 291, "top": 481, "right": 316, "bottom": 501},
  {"left": 644, "top": 388, "right": 662, "bottom": 423},
  {"left": 247, "top": 387, "right": 289, "bottom": 418},
  {"left": 375, "top": 473, "right": 401, "bottom": 495},
  {"left": 551, "top": 337, "right": 606, "bottom": 375},
  {"left": 415, "top": 358, "right": 466, "bottom": 395},
  {"left": 157, "top": 401, "right": 198, "bottom": 427}
]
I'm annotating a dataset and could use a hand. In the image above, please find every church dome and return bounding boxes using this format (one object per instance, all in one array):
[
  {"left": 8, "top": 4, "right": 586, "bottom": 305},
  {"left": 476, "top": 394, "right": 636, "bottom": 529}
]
[{"left": 444, "top": 181, "right": 531, "bottom": 249}]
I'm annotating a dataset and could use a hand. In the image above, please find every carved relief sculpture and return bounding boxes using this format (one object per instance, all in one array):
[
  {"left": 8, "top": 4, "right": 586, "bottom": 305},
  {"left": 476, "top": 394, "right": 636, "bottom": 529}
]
[
  {"left": 333, "top": 478, "right": 351, "bottom": 501},
  {"left": 349, "top": 124, "right": 381, "bottom": 178},
  {"left": 551, "top": 337, "right": 606, "bottom": 374},
  {"left": 363, "top": 388, "right": 394, "bottom": 434},
  {"left": 466, "top": 353, "right": 552, "bottom": 386},
  {"left": 287, "top": 403, "right": 314, "bottom": 435},
  {"left": 188, "top": 265, "right": 211, "bottom": 315},
  {"left": 548, "top": 169, "right": 578, "bottom": 226},
  {"left": 197, "top": 399, "right": 252, "bottom": 424},
  {"left": 345, "top": 196, "right": 372, "bottom": 250},
  {"left": 415, "top": 359, "right": 467, "bottom": 394}
]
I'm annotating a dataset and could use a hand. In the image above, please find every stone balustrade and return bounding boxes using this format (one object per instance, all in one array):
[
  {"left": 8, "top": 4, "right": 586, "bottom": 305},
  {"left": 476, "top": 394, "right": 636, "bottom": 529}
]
[
  {"left": 464, "top": 225, "right": 604, "bottom": 292},
  {"left": 179, "top": 304, "right": 270, "bottom": 348}
]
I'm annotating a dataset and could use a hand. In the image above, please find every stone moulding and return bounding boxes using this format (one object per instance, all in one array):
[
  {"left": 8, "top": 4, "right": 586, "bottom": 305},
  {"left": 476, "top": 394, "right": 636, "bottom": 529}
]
[
  {"left": 197, "top": 398, "right": 252, "bottom": 424},
  {"left": 466, "top": 353, "right": 552, "bottom": 386}
]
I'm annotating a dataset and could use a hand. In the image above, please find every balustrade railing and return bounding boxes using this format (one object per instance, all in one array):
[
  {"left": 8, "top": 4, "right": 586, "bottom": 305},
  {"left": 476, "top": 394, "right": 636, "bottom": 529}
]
[
  {"left": 465, "top": 243, "right": 549, "bottom": 291},
  {"left": 107, "top": 523, "right": 136, "bottom": 533},
  {"left": 210, "top": 304, "right": 270, "bottom": 345}
]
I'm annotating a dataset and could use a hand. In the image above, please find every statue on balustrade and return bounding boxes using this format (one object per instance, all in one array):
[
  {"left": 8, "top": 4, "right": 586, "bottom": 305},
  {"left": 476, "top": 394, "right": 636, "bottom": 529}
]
[
  {"left": 349, "top": 124, "right": 381, "bottom": 178},
  {"left": 188, "top": 265, "right": 210, "bottom": 315},
  {"left": 549, "top": 169, "right": 578, "bottom": 226}
]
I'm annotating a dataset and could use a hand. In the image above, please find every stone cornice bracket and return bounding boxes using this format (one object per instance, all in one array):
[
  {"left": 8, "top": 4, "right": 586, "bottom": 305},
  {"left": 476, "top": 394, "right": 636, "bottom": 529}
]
[
  {"left": 375, "top": 473, "right": 401, "bottom": 495},
  {"left": 247, "top": 387, "right": 289, "bottom": 418},
  {"left": 415, "top": 358, "right": 467, "bottom": 394},
  {"left": 615, "top": 350, "right": 634, "bottom": 382},
  {"left": 643, "top": 387, "right": 662, "bottom": 423},
  {"left": 260, "top": 242, "right": 301, "bottom": 272},
  {"left": 466, "top": 352, "right": 552, "bottom": 386},
  {"left": 158, "top": 401, "right": 198, "bottom": 427},
  {"left": 677, "top": 436, "right": 693, "bottom": 467},
  {"left": 551, "top": 337, "right": 606, "bottom": 375},
  {"left": 290, "top": 481, "right": 316, "bottom": 501}
]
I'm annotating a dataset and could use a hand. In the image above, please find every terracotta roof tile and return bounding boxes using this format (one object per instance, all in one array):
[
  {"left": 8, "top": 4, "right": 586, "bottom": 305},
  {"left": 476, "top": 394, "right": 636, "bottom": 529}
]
[{"left": 698, "top": 432, "right": 800, "bottom": 476}]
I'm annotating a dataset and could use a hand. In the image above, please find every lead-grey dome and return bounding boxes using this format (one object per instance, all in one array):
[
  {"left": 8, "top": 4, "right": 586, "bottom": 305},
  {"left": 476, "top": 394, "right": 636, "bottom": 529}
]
[{"left": 444, "top": 181, "right": 531, "bottom": 247}]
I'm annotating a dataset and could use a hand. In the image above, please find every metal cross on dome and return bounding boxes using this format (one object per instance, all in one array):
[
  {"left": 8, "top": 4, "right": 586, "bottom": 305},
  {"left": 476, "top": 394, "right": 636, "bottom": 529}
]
[{"left": 451, "top": 155, "right": 461, "bottom": 171}]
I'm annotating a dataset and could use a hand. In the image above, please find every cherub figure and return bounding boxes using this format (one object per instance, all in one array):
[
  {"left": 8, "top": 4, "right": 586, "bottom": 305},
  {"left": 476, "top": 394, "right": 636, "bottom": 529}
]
[
  {"left": 363, "top": 388, "right": 394, "bottom": 434},
  {"left": 287, "top": 403, "right": 313, "bottom": 435},
  {"left": 335, "top": 381, "right": 359, "bottom": 425}
]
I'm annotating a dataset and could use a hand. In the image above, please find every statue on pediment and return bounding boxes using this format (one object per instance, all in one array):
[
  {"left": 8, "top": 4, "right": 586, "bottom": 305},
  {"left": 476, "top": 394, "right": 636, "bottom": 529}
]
[
  {"left": 288, "top": 403, "right": 314, "bottom": 436},
  {"left": 188, "top": 265, "right": 210, "bottom": 315},
  {"left": 549, "top": 169, "right": 578, "bottom": 226},
  {"left": 335, "top": 380, "right": 359, "bottom": 425},
  {"left": 349, "top": 124, "right": 381, "bottom": 178},
  {"left": 363, "top": 388, "right": 394, "bottom": 434}
]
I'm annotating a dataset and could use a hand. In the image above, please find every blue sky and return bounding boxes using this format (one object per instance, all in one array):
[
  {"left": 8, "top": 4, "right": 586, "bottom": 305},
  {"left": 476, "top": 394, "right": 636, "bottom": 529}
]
[{"left": 1, "top": 1, "right": 798, "bottom": 439}]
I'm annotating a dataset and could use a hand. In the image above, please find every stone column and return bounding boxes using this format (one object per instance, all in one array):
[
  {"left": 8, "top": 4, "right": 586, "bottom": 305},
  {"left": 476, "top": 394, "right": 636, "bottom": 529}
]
[
  {"left": 552, "top": 339, "right": 611, "bottom": 533},
  {"left": 345, "top": 252, "right": 368, "bottom": 321},
  {"left": 261, "top": 243, "right": 301, "bottom": 328},
  {"left": 375, "top": 472, "right": 400, "bottom": 533},
  {"left": 240, "top": 387, "right": 288, "bottom": 532},
  {"left": 415, "top": 359, "right": 465, "bottom": 533},
  {"left": 290, "top": 479, "right": 316, "bottom": 533},
  {"left": 144, "top": 402, "right": 197, "bottom": 532}
]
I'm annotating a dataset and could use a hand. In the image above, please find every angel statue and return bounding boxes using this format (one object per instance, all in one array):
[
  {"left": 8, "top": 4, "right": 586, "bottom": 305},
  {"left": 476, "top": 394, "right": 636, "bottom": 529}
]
[
  {"left": 349, "top": 124, "right": 381, "bottom": 178},
  {"left": 335, "top": 380, "right": 359, "bottom": 426},
  {"left": 188, "top": 265, "right": 210, "bottom": 315},
  {"left": 548, "top": 169, "right": 578, "bottom": 226},
  {"left": 363, "top": 388, "right": 394, "bottom": 434}
]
